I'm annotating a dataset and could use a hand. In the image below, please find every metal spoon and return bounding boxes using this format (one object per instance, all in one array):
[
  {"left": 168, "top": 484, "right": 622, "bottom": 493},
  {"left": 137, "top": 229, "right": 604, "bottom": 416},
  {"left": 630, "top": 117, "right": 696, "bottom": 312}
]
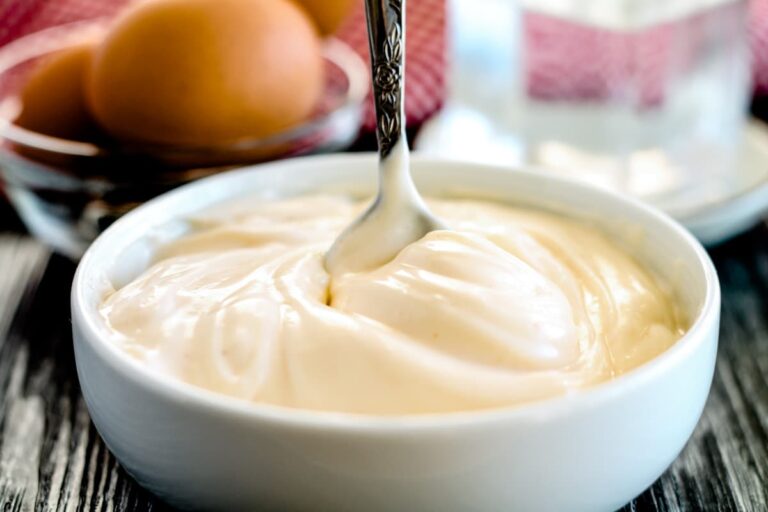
[{"left": 324, "top": 0, "right": 444, "bottom": 275}]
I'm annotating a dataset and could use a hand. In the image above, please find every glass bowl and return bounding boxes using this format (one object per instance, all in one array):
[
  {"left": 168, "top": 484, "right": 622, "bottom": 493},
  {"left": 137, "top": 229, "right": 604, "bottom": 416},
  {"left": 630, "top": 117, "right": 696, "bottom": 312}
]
[{"left": 0, "top": 19, "right": 369, "bottom": 258}]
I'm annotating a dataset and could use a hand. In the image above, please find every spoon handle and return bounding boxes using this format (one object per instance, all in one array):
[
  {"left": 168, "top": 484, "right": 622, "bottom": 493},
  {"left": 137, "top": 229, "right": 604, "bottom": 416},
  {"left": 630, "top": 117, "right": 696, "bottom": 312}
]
[{"left": 364, "top": 0, "right": 405, "bottom": 159}]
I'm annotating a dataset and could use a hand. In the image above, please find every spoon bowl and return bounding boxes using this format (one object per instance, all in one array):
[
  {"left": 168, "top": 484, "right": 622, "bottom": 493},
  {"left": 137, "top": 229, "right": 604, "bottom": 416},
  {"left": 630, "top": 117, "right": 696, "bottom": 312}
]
[{"left": 324, "top": 141, "right": 443, "bottom": 273}]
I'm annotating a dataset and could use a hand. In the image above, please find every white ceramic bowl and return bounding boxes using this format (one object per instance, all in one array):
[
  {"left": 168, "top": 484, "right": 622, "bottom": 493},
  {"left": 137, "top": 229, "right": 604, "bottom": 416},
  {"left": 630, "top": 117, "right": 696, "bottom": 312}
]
[{"left": 71, "top": 154, "right": 720, "bottom": 512}]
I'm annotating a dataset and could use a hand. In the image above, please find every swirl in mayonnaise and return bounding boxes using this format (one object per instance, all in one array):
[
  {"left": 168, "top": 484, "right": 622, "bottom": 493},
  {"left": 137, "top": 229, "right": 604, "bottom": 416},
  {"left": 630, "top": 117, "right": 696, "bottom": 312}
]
[{"left": 99, "top": 195, "right": 686, "bottom": 414}]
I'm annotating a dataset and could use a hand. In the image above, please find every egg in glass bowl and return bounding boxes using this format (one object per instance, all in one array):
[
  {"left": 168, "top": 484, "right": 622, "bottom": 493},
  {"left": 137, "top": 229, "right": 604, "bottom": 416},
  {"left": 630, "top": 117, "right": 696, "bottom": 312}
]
[{"left": 0, "top": 2, "right": 368, "bottom": 258}]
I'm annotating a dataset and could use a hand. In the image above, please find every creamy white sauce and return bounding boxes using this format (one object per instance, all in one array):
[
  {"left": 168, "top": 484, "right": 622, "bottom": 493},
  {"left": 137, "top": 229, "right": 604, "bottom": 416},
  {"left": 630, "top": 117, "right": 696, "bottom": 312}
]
[{"left": 99, "top": 195, "right": 686, "bottom": 415}]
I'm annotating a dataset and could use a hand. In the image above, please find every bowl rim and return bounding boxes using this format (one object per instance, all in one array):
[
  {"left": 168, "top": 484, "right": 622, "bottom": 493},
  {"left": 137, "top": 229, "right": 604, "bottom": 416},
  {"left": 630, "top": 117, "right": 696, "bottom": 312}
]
[
  {"left": 0, "top": 18, "right": 369, "bottom": 158},
  {"left": 72, "top": 153, "right": 721, "bottom": 431}
]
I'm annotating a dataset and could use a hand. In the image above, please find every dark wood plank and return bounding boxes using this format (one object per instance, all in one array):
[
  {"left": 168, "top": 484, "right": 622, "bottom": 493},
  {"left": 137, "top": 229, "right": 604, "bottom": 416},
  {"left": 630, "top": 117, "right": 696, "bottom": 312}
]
[
  {"left": 0, "top": 225, "right": 766, "bottom": 511},
  {"left": 0, "top": 199, "right": 24, "bottom": 233},
  {"left": 0, "top": 242, "right": 169, "bottom": 512},
  {"left": 622, "top": 227, "right": 768, "bottom": 512}
]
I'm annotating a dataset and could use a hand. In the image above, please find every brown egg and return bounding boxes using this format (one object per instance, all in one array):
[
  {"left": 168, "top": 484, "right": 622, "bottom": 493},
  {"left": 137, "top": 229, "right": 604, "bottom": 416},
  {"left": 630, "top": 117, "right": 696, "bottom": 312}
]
[
  {"left": 86, "top": 0, "right": 324, "bottom": 146},
  {"left": 293, "top": 0, "right": 356, "bottom": 35},
  {"left": 15, "top": 43, "right": 99, "bottom": 140}
]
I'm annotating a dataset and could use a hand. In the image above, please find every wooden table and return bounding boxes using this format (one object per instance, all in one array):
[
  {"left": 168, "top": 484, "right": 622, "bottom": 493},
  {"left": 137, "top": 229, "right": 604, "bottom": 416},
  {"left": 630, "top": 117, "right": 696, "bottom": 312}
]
[{"left": 0, "top": 196, "right": 767, "bottom": 512}]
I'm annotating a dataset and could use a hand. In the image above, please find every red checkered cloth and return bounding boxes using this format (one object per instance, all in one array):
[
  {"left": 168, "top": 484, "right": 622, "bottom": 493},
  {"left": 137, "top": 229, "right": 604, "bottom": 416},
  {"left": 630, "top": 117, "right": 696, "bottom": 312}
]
[
  {"left": 0, "top": 0, "right": 446, "bottom": 133},
  {"left": 526, "top": 0, "right": 766, "bottom": 103},
  {"left": 752, "top": 0, "right": 768, "bottom": 95},
  {"left": 1, "top": 0, "right": 766, "bottom": 125},
  {"left": 337, "top": 2, "right": 445, "bottom": 132}
]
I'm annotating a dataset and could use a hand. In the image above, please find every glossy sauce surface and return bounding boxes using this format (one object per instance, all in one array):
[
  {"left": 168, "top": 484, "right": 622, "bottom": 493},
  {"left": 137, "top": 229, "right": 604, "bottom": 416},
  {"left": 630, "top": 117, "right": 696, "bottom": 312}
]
[{"left": 99, "top": 195, "right": 686, "bottom": 414}]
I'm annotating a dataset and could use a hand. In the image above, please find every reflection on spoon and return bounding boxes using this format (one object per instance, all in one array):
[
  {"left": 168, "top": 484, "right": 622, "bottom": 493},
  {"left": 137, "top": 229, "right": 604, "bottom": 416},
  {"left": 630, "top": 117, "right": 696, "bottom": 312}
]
[{"left": 324, "top": 0, "right": 443, "bottom": 275}]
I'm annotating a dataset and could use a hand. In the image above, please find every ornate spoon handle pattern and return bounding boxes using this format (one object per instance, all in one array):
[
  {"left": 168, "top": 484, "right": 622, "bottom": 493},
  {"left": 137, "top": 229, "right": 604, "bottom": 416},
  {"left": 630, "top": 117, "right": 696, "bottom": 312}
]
[{"left": 364, "top": 0, "right": 405, "bottom": 158}]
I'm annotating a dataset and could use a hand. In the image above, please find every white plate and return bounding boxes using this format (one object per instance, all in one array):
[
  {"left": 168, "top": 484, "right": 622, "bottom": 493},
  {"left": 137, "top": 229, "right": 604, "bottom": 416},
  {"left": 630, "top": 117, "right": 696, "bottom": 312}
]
[
  {"left": 675, "top": 120, "right": 768, "bottom": 245},
  {"left": 416, "top": 114, "right": 768, "bottom": 246}
]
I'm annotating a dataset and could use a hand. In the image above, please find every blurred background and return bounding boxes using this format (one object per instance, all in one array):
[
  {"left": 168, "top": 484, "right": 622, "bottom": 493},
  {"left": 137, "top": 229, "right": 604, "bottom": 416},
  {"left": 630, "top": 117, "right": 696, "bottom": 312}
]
[{"left": 0, "top": 0, "right": 768, "bottom": 255}]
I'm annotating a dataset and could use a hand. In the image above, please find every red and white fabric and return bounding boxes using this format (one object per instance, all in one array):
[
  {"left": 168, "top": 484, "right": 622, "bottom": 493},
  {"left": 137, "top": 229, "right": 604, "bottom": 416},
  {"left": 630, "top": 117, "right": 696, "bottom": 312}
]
[{"left": 0, "top": 0, "right": 766, "bottom": 128}]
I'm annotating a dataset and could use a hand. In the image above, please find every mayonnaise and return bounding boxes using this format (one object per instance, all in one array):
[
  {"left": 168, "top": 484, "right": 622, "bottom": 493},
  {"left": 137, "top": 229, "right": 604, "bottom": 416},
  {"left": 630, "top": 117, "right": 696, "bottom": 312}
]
[{"left": 99, "top": 195, "right": 686, "bottom": 415}]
